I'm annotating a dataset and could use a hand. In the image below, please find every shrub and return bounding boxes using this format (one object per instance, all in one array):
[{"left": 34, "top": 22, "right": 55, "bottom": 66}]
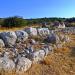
[{"left": 2, "top": 16, "right": 27, "bottom": 28}]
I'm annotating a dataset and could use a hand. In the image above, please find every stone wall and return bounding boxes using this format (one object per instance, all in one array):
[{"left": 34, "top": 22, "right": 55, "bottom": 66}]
[{"left": 0, "top": 27, "right": 71, "bottom": 73}]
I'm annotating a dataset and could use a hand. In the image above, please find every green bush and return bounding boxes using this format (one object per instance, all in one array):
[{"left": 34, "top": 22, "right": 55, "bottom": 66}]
[{"left": 2, "top": 16, "right": 27, "bottom": 28}]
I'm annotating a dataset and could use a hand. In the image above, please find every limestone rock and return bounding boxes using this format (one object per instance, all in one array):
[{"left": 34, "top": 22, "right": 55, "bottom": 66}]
[
  {"left": 38, "top": 28, "right": 50, "bottom": 37},
  {"left": 16, "top": 57, "right": 32, "bottom": 72},
  {"left": 0, "top": 31, "right": 17, "bottom": 47},
  {"left": 0, "top": 52, "right": 15, "bottom": 71},
  {"left": 15, "top": 30, "right": 28, "bottom": 42},
  {"left": 44, "top": 33, "right": 60, "bottom": 44},
  {"left": 31, "top": 50, "right": 45, "bottom": 63},
  {"left": 24, "top": 27, "right": 37, "bottom": 36}
]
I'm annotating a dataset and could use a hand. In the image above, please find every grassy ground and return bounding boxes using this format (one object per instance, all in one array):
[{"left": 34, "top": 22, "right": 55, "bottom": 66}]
[{"left": 0, "top": 25, "right": 39, "bottom": 32}]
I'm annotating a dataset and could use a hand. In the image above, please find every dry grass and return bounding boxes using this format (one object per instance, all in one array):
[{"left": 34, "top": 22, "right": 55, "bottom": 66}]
[
  {"left": 42, "top": 34, "right": 75, "bottom": 75},
  {"left": 0, "top": 25, "right": 39, "bottom": 32},
  {"left": 0, "top": 27, "right": 24, "bottom": 32},
  {"left": 54, "top": 47, "right": 70, "bottom": 53},
  {"left": 43, "top": 52, "right": 75, "bottom": 75}
]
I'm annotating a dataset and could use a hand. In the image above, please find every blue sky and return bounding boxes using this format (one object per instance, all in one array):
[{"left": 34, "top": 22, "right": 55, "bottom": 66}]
[{"left": 0, "top": 0, "right": 75, "bottom": 18}]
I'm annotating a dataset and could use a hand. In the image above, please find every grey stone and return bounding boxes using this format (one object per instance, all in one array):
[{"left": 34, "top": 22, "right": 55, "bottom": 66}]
[
  {"left": 0, "top": 52, "right": 15, "bottom": 71},
  {"left": 0, "top": 31, "right": 17, "bottom": 47},
  {"left": 16, "top": 57, "right": 32, "bottom": 72},
  {"left": 38, "top": 28, "right": 50, "bottom": 37},
  {"left": 44, "top": 33, "right": 60, "bottom": 44},
  {"left": 19, "top": 45, "right": 34, "bottom": 58},
  {"left": 31, "top": 50, "right": 45, "bottom": 63},
  {"left": 15, "top": 30, "right": 28, "bottom": 42},
  {"left": 24, "top": 27, "right": 37, "bottom": 36}
]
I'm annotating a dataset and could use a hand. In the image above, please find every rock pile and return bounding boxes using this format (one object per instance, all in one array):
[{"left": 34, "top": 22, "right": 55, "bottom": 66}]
[
  {"left": 0, "top": 27, "right": 71, "bottom": 73},
  {"left": 59, "top": 27, "right": 75, "bottom": 34},
  {"left": 38, "top": 28, "right": 50, "bottom": 37}
]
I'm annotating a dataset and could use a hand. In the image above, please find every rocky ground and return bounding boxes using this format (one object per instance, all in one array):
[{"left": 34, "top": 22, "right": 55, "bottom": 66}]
[
  {"left": 22, "top": 34, "right": 75, "bottom": 75},
  {"left": 0, "top": 27, "right": 75, "bottom": 75}
]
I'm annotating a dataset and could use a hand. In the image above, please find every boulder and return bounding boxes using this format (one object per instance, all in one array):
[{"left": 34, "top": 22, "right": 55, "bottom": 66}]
[
  {"left": 0, "top": 39, "right": 5, "bottom": 47},
  {"left": 31, "top": 50, "right": 45, "bottom": 63},
  {"left": 24, "top": 27, "right": 37, "bottom": 36},
  {"left": 15, "top": 30, "right": 28, "bottom": 42},
  {"left": 44, "top": 33, "right": 60, "bottom": 44},
  {"left": 38, "top": 28, "right": 50, "bottom": 37},
  {"left": 0, "top": 52, "right": 15, "bottom": 71},
  {"left": 0, "top": 31, "right": 17, "bottom": 47},
  {"left": 16, "top": 57, "right": 32, "bottom": 72}
]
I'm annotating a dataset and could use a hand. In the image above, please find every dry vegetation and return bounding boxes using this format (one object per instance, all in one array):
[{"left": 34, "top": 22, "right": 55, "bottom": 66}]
[
  {"left": 0, "top": 25, "right": 39, "bottom": 32},
  {"left": 0, "top": 33, "right": 75, "bottom": 75}
]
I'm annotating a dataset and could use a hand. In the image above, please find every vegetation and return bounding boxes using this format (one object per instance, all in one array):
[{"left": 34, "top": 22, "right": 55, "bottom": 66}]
[
  {"left": 0, "top": 16, "right": 75, "bottom": 27},
  {"left": 2, "top": 16, "right": 28, "bottom": 28}
]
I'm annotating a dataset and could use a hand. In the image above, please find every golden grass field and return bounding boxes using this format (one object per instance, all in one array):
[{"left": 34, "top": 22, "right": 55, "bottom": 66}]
[
  {"left": 0, "top": 25, "right": 39, "bottom": 32},
  {"left": 0, "top": 28, "right": 75, "bottom": 75}
]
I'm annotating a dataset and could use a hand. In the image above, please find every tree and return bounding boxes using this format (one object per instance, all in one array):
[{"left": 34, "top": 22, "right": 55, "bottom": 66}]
[{"left": 2, "top": 16, "right": 27, "bottom": 28}]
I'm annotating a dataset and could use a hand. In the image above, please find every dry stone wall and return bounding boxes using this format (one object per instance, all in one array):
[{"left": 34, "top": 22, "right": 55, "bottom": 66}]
[{"left": 0, "top": 27, "right": 71, "bottom": 73}]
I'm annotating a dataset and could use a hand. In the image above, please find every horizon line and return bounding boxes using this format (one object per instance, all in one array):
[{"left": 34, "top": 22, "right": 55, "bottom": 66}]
[{"left": 0, "top": 16, "right": 75, "bottom": 19}]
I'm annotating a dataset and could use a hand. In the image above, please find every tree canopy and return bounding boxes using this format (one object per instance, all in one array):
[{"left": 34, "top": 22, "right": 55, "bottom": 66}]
[{"left": 2, "top": 16, "right": 28, "bottom": 28}]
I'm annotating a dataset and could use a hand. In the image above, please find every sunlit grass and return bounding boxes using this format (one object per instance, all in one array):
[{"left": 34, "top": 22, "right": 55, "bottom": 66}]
[{"left": 0, "top": 25, "right": 39, "bottom": 32}]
